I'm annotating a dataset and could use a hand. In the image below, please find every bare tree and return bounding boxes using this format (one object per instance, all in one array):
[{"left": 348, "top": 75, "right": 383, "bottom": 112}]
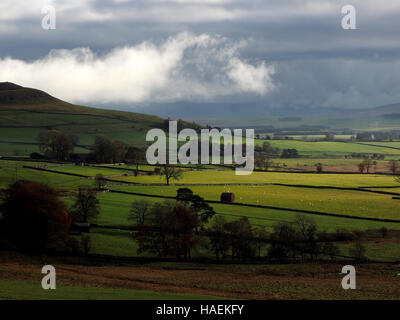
[
  {"left": 159, "top": 164, "right": 183, "bottom": 185},
  {"left": 364, "top": 158, "right": 373, "bottom": 173},
  {"left": 349, "top": 240, "right": 367, "bottom": 261},
  {"left": 72, "top": 186, "right": 100, "bottom": 223},
  {"left": 388, "top": 160, "right": 399, "bottom": 175},
  {"left": 129, "top": 199, "right": 152, "bottom": 225},
  {"left": 125, "top": 146, "right": 146, "bottom": 176},
  {"left": 358, "top": 158, "right": 372, "bottom": 173},
  {"left": 255, "top": 152, "right": 274, "bottom": 170}
]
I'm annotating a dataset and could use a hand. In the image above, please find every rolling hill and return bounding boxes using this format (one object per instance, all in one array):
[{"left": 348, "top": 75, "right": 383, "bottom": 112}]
[
  {"left": 192, "top": 102, "right": 400, "bottom": 132},
  {"left": 0, "top": 82, "right": 171, "bottom": 156},
  {"left": 1, "top": 82, "right": 400, "bottom": 158}
]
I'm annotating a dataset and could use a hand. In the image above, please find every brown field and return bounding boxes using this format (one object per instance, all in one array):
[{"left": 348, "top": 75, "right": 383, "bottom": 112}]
[
  {"left": 289, "top": 164, "right": 393, "bottom": 173},
  {"left": 1, "top": 252, "right": 400, "bottom": 300}
]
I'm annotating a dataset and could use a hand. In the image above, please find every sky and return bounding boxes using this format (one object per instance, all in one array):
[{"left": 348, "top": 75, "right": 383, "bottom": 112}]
[{"left": 0, "top": 0, "right": 400, "bottom": 116}]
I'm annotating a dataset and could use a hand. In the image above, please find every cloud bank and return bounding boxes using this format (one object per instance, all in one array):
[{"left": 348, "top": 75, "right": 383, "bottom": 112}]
[
  {"left": 1, "top": 1, "right": 400, "bottom": 111},
  {"left": 0, "top": 32, "right": 275, "bottom": 104}
]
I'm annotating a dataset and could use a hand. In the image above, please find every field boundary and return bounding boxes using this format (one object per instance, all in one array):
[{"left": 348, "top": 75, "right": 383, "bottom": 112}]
[{"left": 356, "top": 142, "right": 400, "bottom": 151}]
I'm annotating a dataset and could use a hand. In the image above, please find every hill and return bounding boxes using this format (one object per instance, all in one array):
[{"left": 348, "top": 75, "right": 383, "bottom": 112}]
[
  {"left": 0, "top": 82, "right": 169, "bottom": 156},
  {"left": 193, "top": 102, "right": 400, "bottom": 132}
]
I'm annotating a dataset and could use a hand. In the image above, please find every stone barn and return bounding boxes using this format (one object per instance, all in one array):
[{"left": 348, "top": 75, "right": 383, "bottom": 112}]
[{"left": 220, "top": 192, "right": 235, "bottom": 203}]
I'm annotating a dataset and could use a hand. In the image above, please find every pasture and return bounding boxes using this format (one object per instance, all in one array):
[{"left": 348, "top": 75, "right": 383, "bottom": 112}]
[
  {"left": 109, "top": 184, "right": 400, "bottom": 220},
  {"left": 112, "top": 169, "right": 399, "bottom": 187},
  {"left": 2, "top": 159, "right": 400, "bottom": 263},
  {"left": 0, "top": 280, "right": 223, "bottom": 300},
  {"left": 256, "top": 139, "right": 400, "bottom": 157}
]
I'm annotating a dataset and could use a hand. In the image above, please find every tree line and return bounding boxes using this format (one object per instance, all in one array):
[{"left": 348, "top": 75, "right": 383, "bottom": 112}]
[{"left": 0, "top": 180, "right": 373, "bottom": 262}]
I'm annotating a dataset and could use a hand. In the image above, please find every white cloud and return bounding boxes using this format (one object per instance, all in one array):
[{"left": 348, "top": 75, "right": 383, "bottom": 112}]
[
  {"left": 228, "top": 58, "right": 275, "bottom": 95},
  {"left": 0, "top": 32, "right": 275, "bottom": 104}
]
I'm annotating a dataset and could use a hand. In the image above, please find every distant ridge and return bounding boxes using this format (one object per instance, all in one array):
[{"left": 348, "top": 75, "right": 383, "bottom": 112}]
[{"left": 369, "top": 103, "right": 400, "bottom": 115}]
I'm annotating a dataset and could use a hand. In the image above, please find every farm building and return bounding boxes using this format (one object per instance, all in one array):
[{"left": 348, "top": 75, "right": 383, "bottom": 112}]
[{"left": 220, "top": 192, "right": 235, "bottom": 203}]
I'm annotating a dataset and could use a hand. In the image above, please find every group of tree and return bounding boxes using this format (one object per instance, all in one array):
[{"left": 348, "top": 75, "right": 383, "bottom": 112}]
[
  {"left": 0, "top": 180, "right": 101, "bottom": 253},
  {"left": 129, "top": 188, "right": 215, "bottom": 227},
  {"left": 254, "top": 142, "right": 279, "bottom": 170},
  {"left": 358, "top": 158, "right": 374, "bottom": 173},
  {"left": 132, "top": 201, "right": 262, "bottom": 260},
  {"left": 128, "top": 188, "right": 354, "bottom": 262},
  {"left": 129, "top": 188, "right": 216, "bottom": 259},
  {"left": 206, "top": 215, "right": 336, "bottom": 261},
  {"left": 162, "top": 118, "right": 202, "bottom": 133},
  {"left": 268, "top": 215, "right": 327, "bottom": 261},
  {"left": 254, "top": 142, "right": 279, "bottom": 155},
  {"left": 207, "top": 215, "right": 268, "bottom": 260},
  {"left": 128, "top": 197, "right": 371, "bottom": 262},
  {"left": 132, "top": 201, "right": 199, "bottom": 259},
  {"left": 280, "top": 148, "right": 299, "bottom": 158},
  {"left": 349, "top": 153, "right": 384, "bottom": 160},
  {"left": 37, "top": 130, "right": 76, "bottom": 160},
  {"left": 37, "top": 130, "right": 147, "bottom": 167},
  {"left": 0, "top": 180, "right": 71, "bottom": 252},
  {"left": 91, "top": 135, "right": 145, "bottom": 165},
  {"left": 0, "top": 180, "right": 371, "bottom": 263}
]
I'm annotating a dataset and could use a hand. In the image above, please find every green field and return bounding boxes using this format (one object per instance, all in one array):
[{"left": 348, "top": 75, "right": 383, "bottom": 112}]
[
  {"left": 256, "top": 140, "right": 400, "bottom": 157},
  {"left": 112, "top": 169, "right": 399, "bottom": 187},
  {"left": 93, "top": 191, "right": 400, "bottom": 230},
  {"left": 3, "top": 84, "right": 400, "bottom": 300},
  {"left": 109, "top": 184, "right": 400, "bottom": 220},
  {"left": 0, "top": 162, "right": 92, "bottom": 191}
]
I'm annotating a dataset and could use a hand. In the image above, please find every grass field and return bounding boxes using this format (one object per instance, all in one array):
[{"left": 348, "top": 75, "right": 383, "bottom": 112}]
[
  {"left": 3, "top": 83, "right": 400, "bottom": 300},
  {"left": 0, "top": 280, "right": 224, "bottom": 300},
  {"left": 82, "top": 190, "right": 400, "bottom": 232},
  {"left": 257, "top": 140, "right": 400, "bottom": 157},
  {"left": 110, "top": 184, "right": 400, "bottom": 220},
  {"left": 112, "top": 169, "right": 399, "bottom": 187}
]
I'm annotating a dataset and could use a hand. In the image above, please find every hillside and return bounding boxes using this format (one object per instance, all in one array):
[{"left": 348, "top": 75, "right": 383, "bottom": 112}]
[{"left": 0, "top": 82, "right": 168, "bottom": 155}]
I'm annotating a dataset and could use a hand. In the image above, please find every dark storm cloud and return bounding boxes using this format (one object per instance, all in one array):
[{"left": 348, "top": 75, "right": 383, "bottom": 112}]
[{"left": 0, "top": 0, "right": 399, "bottom": 112}]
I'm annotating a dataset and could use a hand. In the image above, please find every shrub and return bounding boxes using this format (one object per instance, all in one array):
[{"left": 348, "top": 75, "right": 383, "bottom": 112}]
[{"left": 0, "top": 180, "right": 71, "bottom": 252}]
